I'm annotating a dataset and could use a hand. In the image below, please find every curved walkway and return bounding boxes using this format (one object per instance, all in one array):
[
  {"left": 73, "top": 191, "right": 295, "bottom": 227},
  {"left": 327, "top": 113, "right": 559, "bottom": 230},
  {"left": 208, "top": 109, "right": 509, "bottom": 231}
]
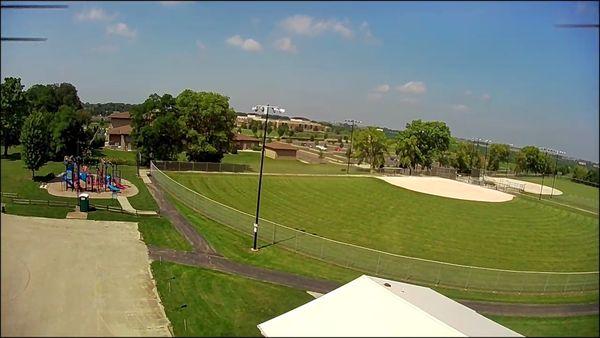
[{"left": 144, "top": 177, "right": 599, "bottom": 317}]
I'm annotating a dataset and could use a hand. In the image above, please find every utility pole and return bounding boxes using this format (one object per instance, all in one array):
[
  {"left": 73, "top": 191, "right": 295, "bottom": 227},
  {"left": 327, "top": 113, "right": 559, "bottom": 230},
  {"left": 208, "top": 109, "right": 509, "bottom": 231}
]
[{"left": 345, "top": 119, "right": 361, "bottom": 174}]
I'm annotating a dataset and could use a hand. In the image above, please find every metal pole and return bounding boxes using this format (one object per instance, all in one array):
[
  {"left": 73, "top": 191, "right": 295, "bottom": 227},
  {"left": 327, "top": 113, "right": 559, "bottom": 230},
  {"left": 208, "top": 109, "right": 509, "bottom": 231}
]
[
  {"left": 252, "top": 105, "right": 270, "bottom": 251},
  {"left": 550, "top": 153, "right": 559, "bottom": 198},
  {"left": 483, "top": 141, "right": 489, "bottom": 178},
  {"left": 539, "top": 173, "right": 545, "bottom": 200},
  {"left": 346, "top": 121, "right": 355, "bottom": 174}
]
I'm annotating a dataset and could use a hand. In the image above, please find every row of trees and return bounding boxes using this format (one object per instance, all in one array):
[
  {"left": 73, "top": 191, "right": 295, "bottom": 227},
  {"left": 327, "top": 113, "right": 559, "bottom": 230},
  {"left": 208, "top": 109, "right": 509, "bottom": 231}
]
[
  {"left": 1, "top": 77, "right": 100, "bottom": 177},
  {"left": 349, "top": 119, "right": 586, "bottom": 181},
  {"left": 131, "top": 90, "right": 236, "bottom": 165},
  {"left": 352, "top": 120, "right": 452, "bottom": 172}
]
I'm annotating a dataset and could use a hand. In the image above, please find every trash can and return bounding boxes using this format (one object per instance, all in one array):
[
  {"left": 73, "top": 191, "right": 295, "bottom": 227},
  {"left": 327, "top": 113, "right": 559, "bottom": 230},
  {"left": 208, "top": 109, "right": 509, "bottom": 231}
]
[{"left": 79, "top": 193, "right": 90, "bottom": 212}]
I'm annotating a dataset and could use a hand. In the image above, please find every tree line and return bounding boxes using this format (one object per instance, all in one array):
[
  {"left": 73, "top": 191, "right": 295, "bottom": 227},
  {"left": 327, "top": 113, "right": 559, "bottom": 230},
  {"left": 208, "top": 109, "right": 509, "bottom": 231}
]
[
  {"left": 131, "top": 90, "right": 236, "bottom": 165},
  {"left": 350, "top": 119, "right": 599, "bottom": 185},
  {"left": 1, "top": 77, "right": 102, "bottom": 178}
]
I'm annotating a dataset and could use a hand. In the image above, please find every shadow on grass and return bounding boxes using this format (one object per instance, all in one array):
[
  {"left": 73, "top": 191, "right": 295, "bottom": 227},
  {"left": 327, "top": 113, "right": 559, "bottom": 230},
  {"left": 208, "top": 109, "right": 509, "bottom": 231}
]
[
  {"left": 1, "top": 152, "right": 21, "bottom": 161},
  {"left": 33, "top": 173, "right": 56, "bottom": 183}
]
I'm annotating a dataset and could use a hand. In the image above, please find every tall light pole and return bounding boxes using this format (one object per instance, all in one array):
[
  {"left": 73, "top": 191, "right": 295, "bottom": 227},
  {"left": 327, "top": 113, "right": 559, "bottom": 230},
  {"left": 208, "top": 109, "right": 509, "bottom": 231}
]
[
  {"left": 547, "top": 148, "right": 565, "bottom": 199},
  {"left": 482, "top": 139, "right": 492, "bottom": 178},
  {"left": 251, "top": 104, "right": 286, "bottom": 251},
  {"left": 538, "top": 147, "right": 551, "bottom": 200},
  {"left": 344, "top": 119, "right": 361, "bottom": 174},
  {"left": 506, "top": 143, "right": 513, "bottom": 177}
]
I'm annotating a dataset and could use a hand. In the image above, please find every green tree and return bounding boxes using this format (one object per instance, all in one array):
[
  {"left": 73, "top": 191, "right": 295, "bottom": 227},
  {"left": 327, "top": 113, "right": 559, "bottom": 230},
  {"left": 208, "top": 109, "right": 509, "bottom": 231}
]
[
  {"left": 487, "top": 143, "right": 511, "bottom": 171},
  {"left": 250, "top": 120, "right": 259, "bottom": 136},
  {"left": 395, "top": 133, "right": 422, "bottom": 171},
  {"left": 53, "top": 83, "right": 83, "bottom": 110},
  {"left": 131, "top": 93, "right": 184, "bottom": 165},
  {"left": 514, "top": 146, "right": 547, "bottom": 174},
  {"left": 176, "top": 89, "right": 236, "bottom": 162},
  {"left": 277, "top": 124, "right": 289, "bottom": 138},
  {"left": 26, "top": 83, "right": 82, "bottom": 113},
  {"left": 395, "top": 119, "right": 451, "bottom": 169},
  {"left": 20, "top": 111, "right": 51, "bottom": 178},
  {"left": 1, "top": 77, "right": 30, "bottom": 155},
  {"left": 572, "top": 165, "right": 588, "bottom": 180},
  {"left": 353, "top": 127, "right": 388, "bottom": 172},
  {"left": 49, "top": 105, "right": 92, "bottom": 159},
  {"left": 26, "top": 84, "right": 58, "bottom": 112}
]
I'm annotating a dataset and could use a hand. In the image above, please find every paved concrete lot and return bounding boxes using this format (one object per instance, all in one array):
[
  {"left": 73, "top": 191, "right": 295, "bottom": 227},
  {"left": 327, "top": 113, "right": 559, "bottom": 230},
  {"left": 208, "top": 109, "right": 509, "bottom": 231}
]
[
  {"left": 1, "top": 214, "right": 171, "bottom": 337},
  {"left": 378, "top": 176, "right": 514, "bottom": 202}
]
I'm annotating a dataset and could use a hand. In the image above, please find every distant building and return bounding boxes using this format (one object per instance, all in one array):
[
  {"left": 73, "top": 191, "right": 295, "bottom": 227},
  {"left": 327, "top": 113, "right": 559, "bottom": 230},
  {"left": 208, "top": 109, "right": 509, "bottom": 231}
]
[
  {"left": 264, "top": 142, "right": 298, "bottom": 159},
  {"left": 234, "top": 133, "right": 260, "bottom": 150},
  {"left": 107, "top": 111, "right": 133, "bottom": 150},
  {"left": 236, "top": 113, "right": 329, "bottom": 132}
]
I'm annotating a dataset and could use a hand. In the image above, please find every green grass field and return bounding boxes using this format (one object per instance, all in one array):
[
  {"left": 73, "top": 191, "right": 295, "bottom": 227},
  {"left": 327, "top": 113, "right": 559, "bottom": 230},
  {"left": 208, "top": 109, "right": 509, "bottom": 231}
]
[
  {"left": 1, "top": 147, "right": 157, "bottom": 211},
  {"left": 168, "top": 172, "right": 599, "bottom": 272},
  {"left": 489, "top": 314, "right": 599, "bottom": 337},
  {"left": 517, "top": 176, "right": 599, "bottom": 214},
  {"left": 169, "top": 196, "right": 599, "bottom": 304},
  {"left": 151, "top": 261, "right": 597, "bottom": 337},
  {"left": 151, "top": 261, "right": 313, "bottom": 337},
  {"left": 222, "top": 152, "right": 360, "bottom": 174}
]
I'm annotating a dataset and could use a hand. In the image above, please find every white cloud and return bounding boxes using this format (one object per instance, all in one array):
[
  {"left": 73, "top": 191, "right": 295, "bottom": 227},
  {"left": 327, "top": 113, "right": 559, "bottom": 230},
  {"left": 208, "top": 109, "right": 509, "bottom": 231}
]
[
  {"left": 372, "top": 84, "right": 390, "bottom": 93},
  {"left": 226, "top": 35, "right": 262, "bottom": 52},
  {"left": 274, "top": 37, "right": 297, "bottom": 53},
  {"left": 396, "top": 81, "right": 427, "bottom": 95},
  {"left": 359, "top": 21, "right": 380, "bottom": 44},
  {"left": 280, "top": 15, "right": 354, "bottom": 39},
  {"left": 196, "top": 40, "right": 206, "bottom": 50},
  {"left": 464, "top": 90, "right": 472, "bottom": 96},
  {"left": 90, "top": 44, "right": 119, "bottom": 54},
  {"left": 106, "top": 22, "right": 137, "bottom": 39},
  {"left": 451, "top": 104, "right": 470, "bottom": 112},
  {"left": 481, "top": 93, "right": 492, "bottom": 101},
  {"left": 75, "top": 8, "right": 116, "bottom": 22}
]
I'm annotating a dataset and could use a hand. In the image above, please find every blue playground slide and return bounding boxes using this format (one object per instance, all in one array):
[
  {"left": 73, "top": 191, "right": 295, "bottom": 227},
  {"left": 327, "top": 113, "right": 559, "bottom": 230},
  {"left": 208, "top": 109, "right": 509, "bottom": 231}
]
[{"left": 107, "top": 184, "right": 121, "bottom": 193}]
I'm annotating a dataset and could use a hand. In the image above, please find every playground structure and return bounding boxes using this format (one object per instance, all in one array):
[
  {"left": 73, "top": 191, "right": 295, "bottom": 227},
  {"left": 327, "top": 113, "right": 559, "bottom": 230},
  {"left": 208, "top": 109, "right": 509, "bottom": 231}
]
[{"left": 63, "top": 156, "right": 128, "bottom": 194}]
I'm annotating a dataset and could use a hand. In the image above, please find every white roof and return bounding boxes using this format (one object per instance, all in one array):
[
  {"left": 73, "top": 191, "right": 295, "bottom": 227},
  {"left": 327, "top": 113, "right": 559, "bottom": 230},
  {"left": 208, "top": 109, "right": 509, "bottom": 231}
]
[{"left": 257, "top": 275, "right": 522, "bottom": 337}]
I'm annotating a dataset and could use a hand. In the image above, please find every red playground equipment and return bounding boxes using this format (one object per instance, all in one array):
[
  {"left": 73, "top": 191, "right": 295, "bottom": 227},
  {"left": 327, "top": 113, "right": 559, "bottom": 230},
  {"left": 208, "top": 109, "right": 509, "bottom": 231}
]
[{"left": 63, "top": 156, "right": 128, "bottom": 194}]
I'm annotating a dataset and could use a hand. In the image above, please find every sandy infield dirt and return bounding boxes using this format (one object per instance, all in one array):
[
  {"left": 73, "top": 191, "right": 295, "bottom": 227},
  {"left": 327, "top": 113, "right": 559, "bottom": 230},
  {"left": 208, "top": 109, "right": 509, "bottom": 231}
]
[
  {"left": 484, "top": 176, "right": 563, "bottom": 195},
  {"left": 1, "top": 214, "right": 171, "bottom": 337},
  {"left": 377, "top": 176, "right": 514, "bottom": 202}
]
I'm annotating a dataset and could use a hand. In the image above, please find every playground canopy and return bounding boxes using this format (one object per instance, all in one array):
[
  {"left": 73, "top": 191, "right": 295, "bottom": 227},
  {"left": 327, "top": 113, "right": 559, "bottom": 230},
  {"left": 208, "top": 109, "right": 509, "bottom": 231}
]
[{"left": 257, "top": 275, "right": 522, "bottom": 337}]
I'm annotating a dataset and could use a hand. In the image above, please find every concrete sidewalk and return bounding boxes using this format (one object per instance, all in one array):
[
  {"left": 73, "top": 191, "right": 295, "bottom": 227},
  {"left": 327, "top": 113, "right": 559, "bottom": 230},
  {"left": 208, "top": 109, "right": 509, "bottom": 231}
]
[{"left": 117, "top": 196, "right": 158, "bottom": 216}]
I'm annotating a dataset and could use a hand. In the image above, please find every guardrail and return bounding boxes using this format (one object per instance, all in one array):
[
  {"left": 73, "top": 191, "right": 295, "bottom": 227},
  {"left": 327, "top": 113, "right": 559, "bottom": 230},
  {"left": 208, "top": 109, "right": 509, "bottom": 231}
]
[{"left": 150, "top": 162, "right": 599, "bottom": 294}]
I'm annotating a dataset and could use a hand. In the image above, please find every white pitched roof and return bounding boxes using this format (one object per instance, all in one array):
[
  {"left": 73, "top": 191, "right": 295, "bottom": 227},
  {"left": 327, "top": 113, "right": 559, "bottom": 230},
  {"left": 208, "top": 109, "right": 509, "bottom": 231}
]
[{"left": 257, "top": 275, "right": 522, "bottom": 337}]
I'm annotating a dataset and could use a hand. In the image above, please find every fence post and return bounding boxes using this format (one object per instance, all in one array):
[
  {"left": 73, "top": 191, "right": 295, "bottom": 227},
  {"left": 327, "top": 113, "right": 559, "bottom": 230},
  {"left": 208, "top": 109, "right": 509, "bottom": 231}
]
[
  {"left": 219, "top": 163, "right": 222, "bottom": 172},
  {"left": 376, "top": 253, "right": 381, "bottom": 275}
]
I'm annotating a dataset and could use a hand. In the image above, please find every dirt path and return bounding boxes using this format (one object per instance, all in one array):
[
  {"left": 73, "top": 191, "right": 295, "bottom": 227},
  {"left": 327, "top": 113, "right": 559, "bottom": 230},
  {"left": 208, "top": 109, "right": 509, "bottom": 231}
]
[{"left": 145, "top": 177, "right": 599, "bottom": 317}]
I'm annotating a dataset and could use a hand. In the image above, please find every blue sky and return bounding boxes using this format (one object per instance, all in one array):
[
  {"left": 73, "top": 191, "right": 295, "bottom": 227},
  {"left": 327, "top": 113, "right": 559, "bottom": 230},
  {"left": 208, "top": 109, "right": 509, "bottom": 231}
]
[{"left": 1, "top": 1, "right": 598, "bottom": 161}]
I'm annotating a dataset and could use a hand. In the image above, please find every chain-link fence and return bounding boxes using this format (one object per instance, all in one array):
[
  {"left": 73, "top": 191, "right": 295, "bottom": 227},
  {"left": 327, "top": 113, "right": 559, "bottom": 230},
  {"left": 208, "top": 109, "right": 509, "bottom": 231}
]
[
  {"left": 150, "top": 162, "right": 599, "bottom": 294},
  {"left": 153, "top": 161, "right": 250, "bottom": 173}
]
